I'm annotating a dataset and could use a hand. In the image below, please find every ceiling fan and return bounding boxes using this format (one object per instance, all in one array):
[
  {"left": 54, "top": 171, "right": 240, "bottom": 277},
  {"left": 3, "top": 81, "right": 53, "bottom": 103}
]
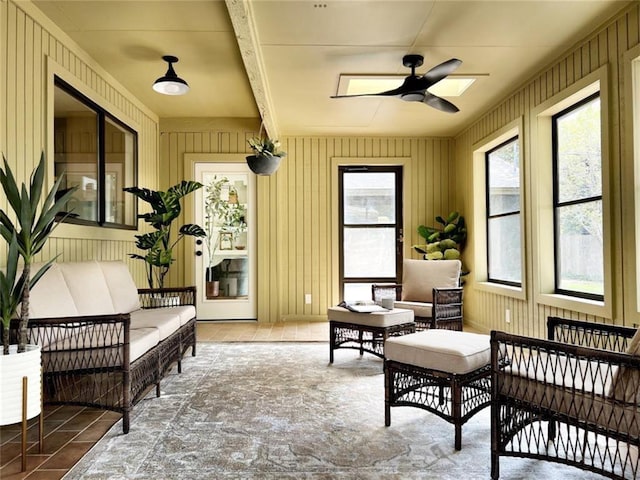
[{"left": 331, "top": 54, "right": 462, "bottom": 113}]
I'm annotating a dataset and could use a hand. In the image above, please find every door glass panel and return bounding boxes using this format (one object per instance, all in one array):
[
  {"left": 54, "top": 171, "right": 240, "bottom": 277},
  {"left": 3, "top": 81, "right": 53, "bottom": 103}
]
[
  {"left": 344, "top": 283, "right": 375, "bottom": 302},
  {"left": 343, "top": 227, "right": 396, "bottom": 277},
  {"left": 343, "top": 172, "right": 396, "bottom": 224}
]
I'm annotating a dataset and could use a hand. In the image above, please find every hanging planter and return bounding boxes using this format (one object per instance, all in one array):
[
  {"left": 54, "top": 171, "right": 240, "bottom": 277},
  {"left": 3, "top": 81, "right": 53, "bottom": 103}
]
[
  {"left": 246, "top": 153, "right": 284, "bottom": 175},
  {"left": 247, "top": 137, "right": 286, "bottom": 176}
]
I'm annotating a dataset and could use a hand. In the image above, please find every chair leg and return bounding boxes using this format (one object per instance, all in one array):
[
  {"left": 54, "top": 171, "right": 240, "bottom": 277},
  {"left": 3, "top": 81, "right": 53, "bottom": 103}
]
[
  {"left": 384, "top": 363, "right": 392, "bottom": 426},
  {"left": 453, "top": 381, "right": 462, "bottom": 450},
  {"left": 329, "top": 323, "right": 335, "bottom": 363},
  {"left": 491, "top": 452, "right": 500, "bottom": 479}
]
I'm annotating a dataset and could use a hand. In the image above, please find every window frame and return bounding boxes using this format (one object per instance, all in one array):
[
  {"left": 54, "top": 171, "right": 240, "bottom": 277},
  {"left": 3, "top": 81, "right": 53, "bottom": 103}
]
[
  {"left": 54, "top": 75, "right": 138, "bottom": 230},
  {"left": 530, "top": 65, "right": 611, "bottom": 319},
  {"left": 551, "top": 92, "right": 603, "bottom": 301},
  {"left": 485, "top": 135, "right": 522, "bottom": 287},
  {"left": 338, "top": 165, "right": 403, "bottom": 301},
  {"left": 472, "top": 118, "right": 526, "bottom": 300}
]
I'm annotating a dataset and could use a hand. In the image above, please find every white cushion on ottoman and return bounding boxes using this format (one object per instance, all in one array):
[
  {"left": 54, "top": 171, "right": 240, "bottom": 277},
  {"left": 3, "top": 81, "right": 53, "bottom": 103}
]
[
  {"left": 328, "top": 306, "right": 414, "bottom": 328},
  {"left": 385, "top": 330, "right": 490, "bottom": 374}
]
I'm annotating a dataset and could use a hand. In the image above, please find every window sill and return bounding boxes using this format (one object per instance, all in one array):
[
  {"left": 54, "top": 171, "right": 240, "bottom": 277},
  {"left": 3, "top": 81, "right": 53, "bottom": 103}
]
[
  {"left": 536, "top": 292, "right": 610, "bottom": 319},
  {"left": 52, "top": 223, "right": 137, "bottom": 242},
  {"left": 475, "top": 281, "right": 526, "bottom": 301}
]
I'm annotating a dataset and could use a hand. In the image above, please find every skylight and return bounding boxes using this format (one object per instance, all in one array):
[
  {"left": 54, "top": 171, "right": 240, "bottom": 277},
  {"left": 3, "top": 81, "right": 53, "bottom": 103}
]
[{"left": 337, "top": 75, "right": 476, "bottom": 98}]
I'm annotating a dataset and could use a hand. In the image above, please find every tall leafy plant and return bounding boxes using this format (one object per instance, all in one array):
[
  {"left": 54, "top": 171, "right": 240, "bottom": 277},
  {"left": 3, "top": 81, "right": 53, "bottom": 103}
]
[
  {"left": 0, "top": 154, "right": 77, "bottom": 353},
  {"left": 124, "top": 180, "right": 206, "bottom": 290},
  {"left": 413, "top": 211, "right": 467, "bottom": 260}
]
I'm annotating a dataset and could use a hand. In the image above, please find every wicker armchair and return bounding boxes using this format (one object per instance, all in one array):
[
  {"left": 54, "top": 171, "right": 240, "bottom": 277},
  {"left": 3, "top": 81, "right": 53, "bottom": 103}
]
[
  {"left": 491, "top": 317, "right": 640, "bottom": 479},
  {"left": 372, "top": 259, "right": 463, "bottom": 331}
]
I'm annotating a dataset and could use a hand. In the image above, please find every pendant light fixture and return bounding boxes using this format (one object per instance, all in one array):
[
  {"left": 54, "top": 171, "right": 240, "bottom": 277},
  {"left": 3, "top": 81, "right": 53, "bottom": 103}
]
[{"left": 153, "top": 55, "right": 189, "bottom": 96}]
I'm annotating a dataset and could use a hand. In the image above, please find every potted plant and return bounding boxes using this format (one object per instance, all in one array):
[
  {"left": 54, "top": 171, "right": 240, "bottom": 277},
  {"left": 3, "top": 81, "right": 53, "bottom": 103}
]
[
  {"left": 246, "top": 136, "right": 286, "bottom": 176},
  {"left": 124, "top": 181, "right": 206, "bottom": 293},
  {"left": 413, "top": 211, "right": 467, "bottom": 261},
  {"left": 0, "top": 153, "right": 76, "bottom": 427}
]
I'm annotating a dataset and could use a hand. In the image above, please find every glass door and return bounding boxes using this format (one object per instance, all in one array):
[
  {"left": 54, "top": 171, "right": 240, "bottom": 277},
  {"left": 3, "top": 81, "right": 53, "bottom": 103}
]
[
  {"left": 194, "top": 162, "right": 256, "bottom": 320},
  {"left": 339, "top": 166, "right": 403, "bottom": 301}
]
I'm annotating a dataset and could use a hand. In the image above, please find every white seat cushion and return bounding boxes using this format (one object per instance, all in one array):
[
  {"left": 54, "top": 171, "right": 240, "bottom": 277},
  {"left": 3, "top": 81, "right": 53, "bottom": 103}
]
[
  {"left": 394, "top": 300, "right": 432, "bottom": 318},
  {"left": 385, "top": 330, "right": 490, "bottom": 374},
  {"left": 130, "top": 327, "right": 162, "bottom": 362},
  {"left": 130, "top": 309, "right": 182, "bottom": 341},
  {"left": 327, "top": 306, "right": 414, "bottom": 328},
  {"left": 159, "top": 305, "right": 197, "bottom": 326}
]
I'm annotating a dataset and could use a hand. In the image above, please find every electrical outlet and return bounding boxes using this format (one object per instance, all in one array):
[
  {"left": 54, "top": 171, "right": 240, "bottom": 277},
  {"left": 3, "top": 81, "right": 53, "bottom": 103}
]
[
  {"left": 505, "top": 309, "right": 511, "bottom": 324},
  {"left": 305, "top": 294, "right": 312, "bottom": 305}
]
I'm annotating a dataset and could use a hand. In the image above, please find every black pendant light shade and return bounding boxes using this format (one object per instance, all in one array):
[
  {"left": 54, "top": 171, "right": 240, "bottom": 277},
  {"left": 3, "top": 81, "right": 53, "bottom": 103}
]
[{"left": 153, "top": 55, "right": 189, "bottom": 95}]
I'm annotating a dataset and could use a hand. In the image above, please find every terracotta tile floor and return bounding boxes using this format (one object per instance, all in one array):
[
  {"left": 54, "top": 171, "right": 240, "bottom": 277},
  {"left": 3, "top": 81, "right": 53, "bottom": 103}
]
[{"left": 0, "top": 321, "right": 328, "bottom": 479}]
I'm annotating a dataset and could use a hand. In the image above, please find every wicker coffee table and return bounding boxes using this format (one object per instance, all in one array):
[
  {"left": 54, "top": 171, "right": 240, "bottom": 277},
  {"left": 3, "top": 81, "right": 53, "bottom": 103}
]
[{"left": 327, "top": 306, "right": 415, "bottom": 363}]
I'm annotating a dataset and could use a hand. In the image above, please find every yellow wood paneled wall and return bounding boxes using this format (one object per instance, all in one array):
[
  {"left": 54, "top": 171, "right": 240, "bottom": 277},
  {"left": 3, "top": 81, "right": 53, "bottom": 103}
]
[
  {"left": 160, "top": 122, "right": 456, "bottom": 322},
  {"left": 455, "top": 3, "right": 640, "bottom": 337},
  {"left": 0, "top": 0, "right": 159, "bottom": 287}
]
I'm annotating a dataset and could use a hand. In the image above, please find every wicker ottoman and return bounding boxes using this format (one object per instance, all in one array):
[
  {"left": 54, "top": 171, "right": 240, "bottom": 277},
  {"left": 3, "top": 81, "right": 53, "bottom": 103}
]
[
  {"left": 384, "top": 330, "right": 491, "bottom": 450},
  {"left": 327, "top": 306, "right": 415, "bottom": 363}
]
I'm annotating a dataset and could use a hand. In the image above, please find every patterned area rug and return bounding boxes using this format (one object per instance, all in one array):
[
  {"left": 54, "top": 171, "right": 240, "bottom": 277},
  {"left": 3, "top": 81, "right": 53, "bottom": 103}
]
[{"left": 64, "top": 343, "right": 604, "bottom": 479}]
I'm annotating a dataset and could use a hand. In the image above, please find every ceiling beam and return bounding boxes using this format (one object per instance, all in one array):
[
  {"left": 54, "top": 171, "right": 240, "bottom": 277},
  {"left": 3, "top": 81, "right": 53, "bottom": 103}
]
[{"left": 225, "top": 0, "right": 279, "bottom": 139}]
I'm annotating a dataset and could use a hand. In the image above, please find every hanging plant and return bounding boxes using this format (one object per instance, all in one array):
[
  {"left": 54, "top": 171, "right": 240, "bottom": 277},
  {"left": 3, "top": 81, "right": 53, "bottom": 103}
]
[{"left": 246, "top": 137, "right": 286, "bottom": 176}]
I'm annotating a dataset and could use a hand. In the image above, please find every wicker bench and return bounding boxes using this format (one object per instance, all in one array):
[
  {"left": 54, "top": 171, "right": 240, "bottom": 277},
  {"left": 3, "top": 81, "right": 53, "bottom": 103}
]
[
  {"left": 327, "top": 306, "right": 415, "bottom": 363},
  {"left": 22, "top": 260, "right": 197, "bottom": 434},
  {"left": 385, "top": 329, "right": 492, "bottom": 450},
  {"left": 491, "top": 317, "right": 640, "bottom": 479}
]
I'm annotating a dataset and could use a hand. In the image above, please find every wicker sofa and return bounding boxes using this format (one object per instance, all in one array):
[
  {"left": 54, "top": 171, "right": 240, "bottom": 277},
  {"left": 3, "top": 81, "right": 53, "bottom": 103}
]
[
  {"left": 491, "top": 317, "right": 640, "bottom": 479},
  {"left": 22, "top": 260, "right": 197, "bottom": 434}
]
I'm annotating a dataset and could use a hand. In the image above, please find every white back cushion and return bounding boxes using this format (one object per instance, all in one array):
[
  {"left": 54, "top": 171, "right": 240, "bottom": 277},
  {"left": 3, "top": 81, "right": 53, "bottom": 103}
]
[
  {"left": 401, "top": 259, "right": 461, "bottom": 303},
  {"left": 98, "top": 261, "right": 141, "bottom": 313},
  {"left": 58, "top": 261, "right": 115, "bottom": 316},
  {"left": 29, "top": 263, "right": 79, "bottom": 318}
]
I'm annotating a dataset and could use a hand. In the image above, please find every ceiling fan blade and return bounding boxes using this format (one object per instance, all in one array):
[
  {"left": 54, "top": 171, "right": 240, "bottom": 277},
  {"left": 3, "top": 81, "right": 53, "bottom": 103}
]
[
  {"left": 422, "top": 58, "right": 462, "bottom": 85},
  {"left": 423, "top": 91, "right": 459, "bottom": 113},
  {"left": 331, "top": 83, "right": 411, "bottom": 99}
]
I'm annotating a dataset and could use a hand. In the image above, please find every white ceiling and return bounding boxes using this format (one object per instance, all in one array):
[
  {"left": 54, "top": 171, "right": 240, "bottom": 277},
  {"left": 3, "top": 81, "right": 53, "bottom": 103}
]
[{"left": 32, "top": 0, "right": 631, "bottom": 138}]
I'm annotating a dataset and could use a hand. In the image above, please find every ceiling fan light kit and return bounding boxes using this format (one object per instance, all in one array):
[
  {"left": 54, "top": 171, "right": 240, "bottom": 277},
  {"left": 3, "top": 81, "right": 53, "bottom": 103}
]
[
  {"left": 153, "top": 55, "right": 190, "bottom": 96},
  {"left": 331, "top": 54, "right": 462, "bottom": 113}
]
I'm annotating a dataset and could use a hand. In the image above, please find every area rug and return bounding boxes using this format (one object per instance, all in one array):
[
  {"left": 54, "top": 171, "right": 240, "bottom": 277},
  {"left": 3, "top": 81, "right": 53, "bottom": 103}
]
[{"left": 64, "top": 343, "right": 604, "bottom": 479}]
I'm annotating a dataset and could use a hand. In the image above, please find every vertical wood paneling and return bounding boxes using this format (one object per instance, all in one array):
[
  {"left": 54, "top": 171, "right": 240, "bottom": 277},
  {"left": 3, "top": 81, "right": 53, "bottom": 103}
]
[
  {"left": 1, "top": 1, "right": 159, "bottom": 287},
  {"left": 456, "top": 2, "right": 639, "bottom": 335},
  {"left": 160, "top": 127, "right": 455, "bottom": 323}
]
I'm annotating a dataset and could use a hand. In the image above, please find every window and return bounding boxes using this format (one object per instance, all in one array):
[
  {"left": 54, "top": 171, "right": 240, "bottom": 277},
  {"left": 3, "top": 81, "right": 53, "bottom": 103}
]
[
  {"left": 552, "top": 92, "right": 603, "bottom": 300},
  {"left": 486, "top": 137, "right": 521, "bottom": 286},
  {"left": 54, "top": 77, "right": 137, "bottom": 228}
]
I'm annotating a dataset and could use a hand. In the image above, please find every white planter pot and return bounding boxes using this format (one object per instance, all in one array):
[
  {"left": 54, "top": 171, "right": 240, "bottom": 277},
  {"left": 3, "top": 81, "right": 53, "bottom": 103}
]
[{"left": 0, "top": 344, "right": 42, "bottom": 425}]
